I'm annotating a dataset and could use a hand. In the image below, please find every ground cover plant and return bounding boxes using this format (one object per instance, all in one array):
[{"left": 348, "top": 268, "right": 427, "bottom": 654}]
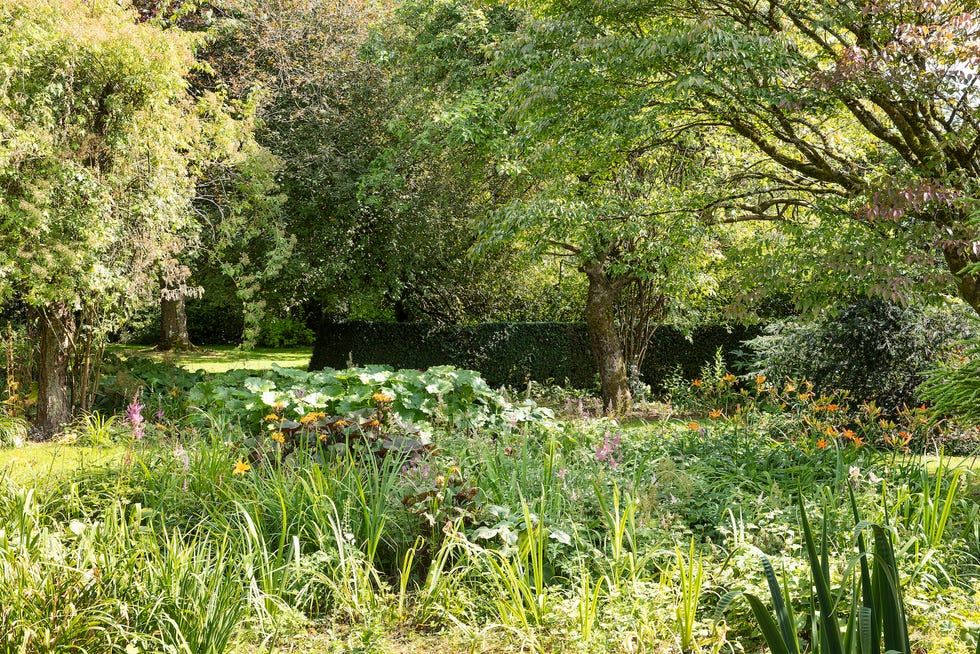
[{"left": 1, "top": 359, "right": 979, "bottom": 653}]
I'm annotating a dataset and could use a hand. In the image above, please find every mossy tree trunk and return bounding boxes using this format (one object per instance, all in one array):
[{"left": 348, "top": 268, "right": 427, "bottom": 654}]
[
  {"left": 36, "top": 302, "right": 75, "bottom": 439},
  {"left": 583, "top": 260, "right": 631, "bottom": 413},
  {"left": 159, "top": 295, "right": 195, "bottom": 351}
]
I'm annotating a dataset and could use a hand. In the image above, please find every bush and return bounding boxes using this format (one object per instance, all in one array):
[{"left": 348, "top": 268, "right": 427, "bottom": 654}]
[
  {"left": 257, "top": 317, "right": 315, "bottom": 348},
  {"left": 743, "top": 299, "right": 978, "bottom": 411}
]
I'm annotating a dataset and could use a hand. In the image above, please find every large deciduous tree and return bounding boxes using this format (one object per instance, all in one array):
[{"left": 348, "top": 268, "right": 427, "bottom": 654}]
[
  {"left": 0, "top": 0, "right": 238, "bottom": 436},
  {"left": 381, "top": 0, "right": 724, "bottom": 410},
  {"left": 514, "top": 0, "right": 980, "bottom": 316}
]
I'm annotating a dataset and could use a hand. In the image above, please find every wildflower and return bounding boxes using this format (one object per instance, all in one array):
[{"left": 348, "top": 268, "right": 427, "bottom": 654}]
[
  {"left": 595, "top": 432, "right": 622, "bottom": 468},
  {"left": 157, "top": 409, "right": 165, "bottom": 421},
  {"left": 851, "top": 435, "right": 865, "bottom": 448},
  {"left": 372, "top": 392, "right": 393, "bottom": 403},
  {"left": 842, "top": 429, "right": 856, "bottom": 441},
  {"left": 264, "top": 414, "right": 280, "bottom": 422},
  {"left": 687, "top": 422, "right": 701, "bottom": 431},
  {"left": 556, "top": 467, "right": 567, "bottom": 479},
  {"left": 273, "top": 401, "right": 286, "bottom": 411},
  {"left": 271, "top": 431, "right": 285, "bottom": 444},
  {"left": 233, "top": 460, "right": 251, "bottom": 475},
  {"left": 334, "top": 419, "right": 351, "bottom": 428},
  {"left": 299, "top": 413, "right": 318, "bottom": 425},
  {"left": 755, "top": 375, "right": 766, "bottom": 385},
  {"left": 691, "top": 379, "right": 703, "bottom": 387},
  {"left": 816, "top": 438, "right": 828, "bottom": 449},
  {"left": 848, "top": 465, "right": 861, "bottom": 488},
  {"left": 723, "top": 373, "right": 736, "bottom": 383},
  {"left": 126, "top": 392, "right": 145, "bottom": 441},
  {"left": 868, "top": 471, "right": 882, "bottom": 484},
  {"left": 826, "top": 404, "right": 839, "bottom": 412},
  {"left": 709, "top": 409, "right": 723, "bottom": 419},
  {"left": 435, "top": 475, "right": 446, "bottom": 487},
  {"left": 365, "top": 419, "right": 380, "bottom": 428},
  {"left": 784, "top": 382, "right": 797, "bottom": 393},
  {"left": 824, "top": 425, "right": 837, "bottom": 437}
]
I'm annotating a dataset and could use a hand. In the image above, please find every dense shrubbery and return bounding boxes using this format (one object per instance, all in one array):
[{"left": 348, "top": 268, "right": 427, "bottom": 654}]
[{"left": 742, "top": 299, "right": 978, "bottom": 411}]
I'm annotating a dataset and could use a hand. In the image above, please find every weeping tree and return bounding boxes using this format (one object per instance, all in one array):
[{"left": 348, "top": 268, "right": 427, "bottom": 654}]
[{"left": 0, "top": 0, "right": 255, "bottom": 436}]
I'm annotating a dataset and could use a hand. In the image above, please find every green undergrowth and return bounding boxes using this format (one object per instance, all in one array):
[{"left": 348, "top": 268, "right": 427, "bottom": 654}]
[{"left": 0, "top": 409, "right": 977, "bottom": 653}]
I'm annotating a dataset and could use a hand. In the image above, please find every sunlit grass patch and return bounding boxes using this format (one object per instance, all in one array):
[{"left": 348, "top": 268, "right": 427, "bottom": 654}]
[
  {"left": 107, "top": 344, "right": 313, "bottom": 373},
  {"left": 0, "top": 442, "right": 125, "bottom": 484}
]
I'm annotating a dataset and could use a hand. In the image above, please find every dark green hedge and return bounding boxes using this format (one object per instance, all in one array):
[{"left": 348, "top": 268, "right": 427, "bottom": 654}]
[{"left": 310, "top": 322, "right": 758, "bottom": 389}]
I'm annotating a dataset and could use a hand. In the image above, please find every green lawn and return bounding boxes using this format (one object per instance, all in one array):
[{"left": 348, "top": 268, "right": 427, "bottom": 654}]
[
  {"left": 107, "top": 344, "right": 313, "bottom": 374},
  {"left": 0, "top": 442, "right": 126, "bottom": 485}
]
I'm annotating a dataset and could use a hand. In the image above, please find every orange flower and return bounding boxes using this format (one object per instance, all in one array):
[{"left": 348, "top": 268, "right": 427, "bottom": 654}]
[
  {"left": 233, "top": 460, "right": 251, "bottom": 475},
  {"left": 755, "top": 375, "right": 766, "bottom": 385},
  {"left": 691, "top": 379, "right": 703, "bottom": 387},
  {"left": 709, "top": 409, "right": 723, "bottom": 419},
  {"left": 365, "top": 419, "right": 380, "bottom": 428},
  {"left": 824, "top": 425, "right": 837, "bottom": 437},
  {"left": 826, "top": 404, "right": 839, "bottom": 412},
  {"left": 842, "top": 429, "right": 856, "bottom": 441},
  {"left": 723, "top": 374, "right": 736, "bottom": 382},
  {"left": 784, "top": 382, "right": 796, "bottom": 393},
  {"left": 851, "top": 436, "right": 865, "bottom": 448},
  {"left": 816, "top": 438, "right": 828, "bottom": 449},
  {"left": 687, "top": 422, "right": 701, "bottom": 431},
  {"left": 271, "top": 431, "right": 286, "bottom": 444}
]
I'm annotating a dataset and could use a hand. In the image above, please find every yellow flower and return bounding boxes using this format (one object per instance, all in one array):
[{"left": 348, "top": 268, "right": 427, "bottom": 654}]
[
  {"left": 299, "top": 413, "right": 317, "bottom": 424},
  {"left": 365, "top": 419, "right": 380, "bottom": 428},
  {"left": 372, "top": 392, "right": 393, "bottom": 403},
  {"left": 233, "top": 460, "right": 251, "bottom": 475},
  {"left": 271, "top": 431, "right": 286, "bottom": 444},
  {"left": 264, "top": 414, "right": 280, "bottom": 422},
  {"left": 333, "top": 419, "right": 351, "bottom": 428}
]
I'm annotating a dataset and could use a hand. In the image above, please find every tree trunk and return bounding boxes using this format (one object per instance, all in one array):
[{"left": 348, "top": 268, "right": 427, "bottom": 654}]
[
  {"left": 941, "top": 239, "right": 980, "bottom": 317},
  {"left": 36, "top": 302, "right": 75, "bottom": 439},
  {"left": 583, "top": 261, "right": 632, "bottom": 413},
  {"left": 159, "top": 295, "right": 195, "bottom": 351}
]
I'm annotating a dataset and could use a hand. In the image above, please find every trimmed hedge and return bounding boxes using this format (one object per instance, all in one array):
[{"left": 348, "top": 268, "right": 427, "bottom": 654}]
[{"left": 310, "top": 321, "right": 758, "bottom": 390}]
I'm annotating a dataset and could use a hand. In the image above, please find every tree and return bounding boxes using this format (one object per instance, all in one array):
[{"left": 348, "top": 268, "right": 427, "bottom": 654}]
[
  {"left": 0, "top": 0, "right": 236, "bottom": 435},
  {"left": 381, "top": 0, "right": 724, "bottom": 410},
  {"left": 509, "top": 0, "right": 980, "bottom": 317}
]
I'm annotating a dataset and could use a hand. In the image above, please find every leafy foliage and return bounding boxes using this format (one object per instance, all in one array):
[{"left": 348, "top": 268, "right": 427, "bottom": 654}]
[
  {"left": 744, "top": 299, "right": 978, "bottom": 410},
  {"left": 189, "top": 364, "right": 552, "bottom": 432}
]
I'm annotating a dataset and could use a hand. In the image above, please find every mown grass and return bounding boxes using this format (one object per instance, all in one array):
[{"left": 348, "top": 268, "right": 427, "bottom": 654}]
[{"left": 107, "top": 344, "right": 312, "bottom": 373}]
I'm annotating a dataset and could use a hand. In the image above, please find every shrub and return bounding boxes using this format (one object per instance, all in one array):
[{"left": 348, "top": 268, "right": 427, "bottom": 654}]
[
  {"left": 257, "top": 317, "right": 315, "bottom": 348},
  {"left": 743, "top": 299, "right": 977, "bottom": 411}
]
